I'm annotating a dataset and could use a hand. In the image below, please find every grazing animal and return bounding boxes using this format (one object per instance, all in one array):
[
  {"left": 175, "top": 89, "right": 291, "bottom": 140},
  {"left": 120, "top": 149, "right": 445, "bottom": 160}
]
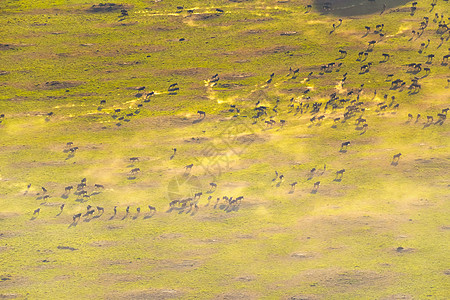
[
  {"left": 126, "top": 206, "right": 130, "bottom": 214},
  {"left": 313, "top": 181, "right": 321, "bottom": 189},
  {"left": 43, "top": 195, "right": 50, "bottom": 200},
  {"left": 33, "top": 208, "right": 40, "bottom": 215},
  {"left": 427, "top": 116, "right": 433, "bottom": 123},
  {"left": 59, "top": 204, "right": 65, "bottom": 212},
  {"left": 136, "top": 207, "right": 140, "bottom": 214},
  {"left": 73, "top": 213, "right": 82, "bottom": 222},
  {"left": 393, "top": 153, "right": 402, "bottom": 161},
  {"left": 185, "top": 164, "right": 193, "bottom": 171},
  {"left": 197, "top": 110, "right": 206, "bottom": 118},
  {"left": 336, "top": 169, "right": 345, "bottom": 178},
  {"left": 85, "top": 209, "right": 95, "bottom": 217},
  {"left": 341, "top": 141, "right": 351, "bottom": 149},
  {"left": 97, "top": 207, "right": 104, "bottom": 214},
  {"left": 41, "top": 187, "right": 47, "bottom": 193},
  {"left": 113, "top": 206, "right": 117, "bottom": 216},
  {"left": 100, "top": 100, "right": 106, "bottom": 105},
  {"left": 65, "top": 186, "right": 73, "bottom": 192},
  {"left": 209, "top": 182, "right": 217, "bottom": 190},
  {"left": 130, "top": 168, "right": 140, "bottom": 174},
  {"left": 130, "top": 157, "right": 139, "bottom": 162},
  {"left": 94, "top": 184, "right": 104, "bottom": 189},
  {"left": 148, "top": 205, "right": 156, "bottom": 212}
]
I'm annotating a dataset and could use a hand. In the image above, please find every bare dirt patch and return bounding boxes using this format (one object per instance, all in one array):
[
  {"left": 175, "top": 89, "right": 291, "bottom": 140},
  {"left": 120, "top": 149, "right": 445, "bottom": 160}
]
[
  {"left": 87, "top": 3, "right": 127, "bottom": 13},
  {"left": 106, "top": 289, "right": 182, "bottom": 300},
  {"left": 34, "top": 81, "right": 83, "bottom": 90},
  {"left": 285, "top": 295, "right": 321, "bottom": 300},
  {"left": 214, "top": 291, "right": 260, "bottom": 300},
  {"left": 381, "top": 294, "right": 414, "bottom": 300}
]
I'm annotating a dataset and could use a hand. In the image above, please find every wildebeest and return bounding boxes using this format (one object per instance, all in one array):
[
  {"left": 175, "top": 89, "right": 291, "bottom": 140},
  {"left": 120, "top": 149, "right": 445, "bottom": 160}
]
[
  {"left": 148, "top": 205, "right": 156, "bottom": 212},
  {"left": 341, "top": 141, "right": 351, "bottom": 149},
  {"left": 313, "top": 181, "right": 321, "bottom": 189},
  {"left": 185, "top": 164, "right": 193, "bottom": 171},
  {"left": 130, "top": 157, "right": 139, "bottom": 162},
  {"left": 85, "top": 209, "right": 95, "bottom": 218},
  {"left": 336, "top": 169, "right": 345, "bottom": 179},
  {"left": 65, "top": 186, "right": 73, "bottom": 193},
  {"left": 41, "top": 187, "right": 47, "bottom": 193},
  {"left": 130, "top": 168, "right": 140, "bottom": 174},
  {"left": 338, "top": 49, "right": 347, "bottom": 58},
  {"left": 427, "top": 116, "right": 433, "bottom": 123},
  {"left": 197, "top": 110, "right": 206, "bottom": 118},
  {"left": 33, "top": 208, "right": 40, "bottom": 215},
  {"left": 73, "top": 213, "right": 82, "bottom": 222},
  {"left": 94, "top": 184, "right": 104, "bottom": 189},
  {"left": 393, "top": 153, "right": 402, "bottom": 162},
  {"left": 97, "top": 207, "right": 104, "bottom": 214}
]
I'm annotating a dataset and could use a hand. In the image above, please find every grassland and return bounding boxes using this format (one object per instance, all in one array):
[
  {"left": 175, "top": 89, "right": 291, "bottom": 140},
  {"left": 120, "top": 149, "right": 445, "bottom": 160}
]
[{"left": 0, "top": 0, "right": 449, "bottom": 299}]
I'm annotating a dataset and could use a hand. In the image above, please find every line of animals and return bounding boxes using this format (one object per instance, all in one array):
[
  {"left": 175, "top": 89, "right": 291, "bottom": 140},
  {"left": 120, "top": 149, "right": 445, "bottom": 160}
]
[{"left": 30, "top": 174, "right": 244, "bottom": 223}]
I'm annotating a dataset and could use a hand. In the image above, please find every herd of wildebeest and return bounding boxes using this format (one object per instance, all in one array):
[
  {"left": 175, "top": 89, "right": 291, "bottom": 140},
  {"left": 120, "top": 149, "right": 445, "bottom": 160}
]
[{"left": 4, "top": 1, "right": 447, "bottom": 225}]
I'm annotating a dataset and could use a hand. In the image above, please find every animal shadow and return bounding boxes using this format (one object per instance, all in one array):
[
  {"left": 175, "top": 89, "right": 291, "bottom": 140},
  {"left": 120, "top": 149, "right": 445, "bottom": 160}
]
[{"left": 68, "top": 221, "right": 78, "bottom": 228}]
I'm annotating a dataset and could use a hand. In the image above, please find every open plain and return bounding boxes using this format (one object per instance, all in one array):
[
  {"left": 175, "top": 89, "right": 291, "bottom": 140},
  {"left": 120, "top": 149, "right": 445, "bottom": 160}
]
[{"left": 0, "top": 0, "right": 449, "bottom": 299}]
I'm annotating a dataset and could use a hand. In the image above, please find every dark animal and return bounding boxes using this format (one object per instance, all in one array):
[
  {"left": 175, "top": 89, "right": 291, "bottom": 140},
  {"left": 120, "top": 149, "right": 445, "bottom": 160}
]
[
  {"left": 341, "top": 141, "right": 351, "bottom": 149},
  {"left": 65, "top": 186, "right": 73, "bottom": 192},
  {"left": 73, "top": 213, "right": 82, "bottom": 222},
  {"left": 97, "top": 206, "right": 104, "bottom": 214},
  {"left": 33, "top": 208, "right": 40, "bottom": 215},
  {"left": 130, "top": 168, "right": 140, "bottom": 174},
  {"left": 197, "top": 110, "right": 206, "bottom": 118},
  {"left": 130, "top": 157, "right": 139, "bottom": 162},
  {"left": 148, "top": 205, "right": 156, "bottom": 211},
  {"left": 94, "top": 184, "right": 104, "bottom": 189},
  {"left": 336, "top": 169, "right": 345, "bottom": 178}
]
